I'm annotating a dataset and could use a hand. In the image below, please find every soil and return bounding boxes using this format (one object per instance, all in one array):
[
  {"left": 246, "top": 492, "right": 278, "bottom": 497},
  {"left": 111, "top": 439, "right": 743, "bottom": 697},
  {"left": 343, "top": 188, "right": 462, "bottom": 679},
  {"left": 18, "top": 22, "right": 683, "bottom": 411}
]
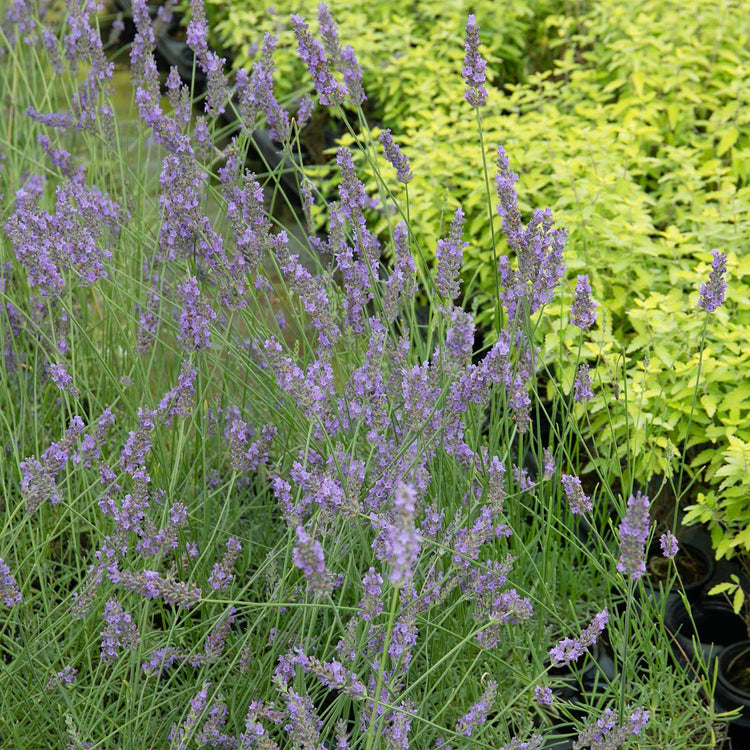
[{"left": 726, "top": 646, "right": 750, "bottom": 693}]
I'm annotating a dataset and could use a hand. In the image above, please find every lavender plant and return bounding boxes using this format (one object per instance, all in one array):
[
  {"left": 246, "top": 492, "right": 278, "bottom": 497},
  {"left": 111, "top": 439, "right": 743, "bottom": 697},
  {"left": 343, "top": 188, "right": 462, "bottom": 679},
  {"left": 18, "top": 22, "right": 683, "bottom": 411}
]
[{"left": 0, "top": 2, "right": 726, "bottom": 748}]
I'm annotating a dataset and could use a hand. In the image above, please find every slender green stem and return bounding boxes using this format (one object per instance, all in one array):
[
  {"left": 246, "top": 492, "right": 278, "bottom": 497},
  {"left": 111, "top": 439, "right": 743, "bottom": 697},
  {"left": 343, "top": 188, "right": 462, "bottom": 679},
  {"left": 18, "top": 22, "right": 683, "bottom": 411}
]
[
  {"left": 675, "top": 312, "right": 710, "bottom": 511},
  {"left": 475, "top": 107, "right": 503, "bottom": 332}
]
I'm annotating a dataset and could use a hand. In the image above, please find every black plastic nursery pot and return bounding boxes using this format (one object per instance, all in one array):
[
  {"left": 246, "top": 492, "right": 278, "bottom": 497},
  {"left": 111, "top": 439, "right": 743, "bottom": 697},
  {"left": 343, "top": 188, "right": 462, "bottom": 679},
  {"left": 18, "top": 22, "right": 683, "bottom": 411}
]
[
  {"left": 716, "top": 641, "right": 750, "bottom": 743},
  {"left": 664, "top": 597, "right": 747, "bottom": 669},
  {"left": 644, "top": 541, "right": 715, "bottom": 604}
]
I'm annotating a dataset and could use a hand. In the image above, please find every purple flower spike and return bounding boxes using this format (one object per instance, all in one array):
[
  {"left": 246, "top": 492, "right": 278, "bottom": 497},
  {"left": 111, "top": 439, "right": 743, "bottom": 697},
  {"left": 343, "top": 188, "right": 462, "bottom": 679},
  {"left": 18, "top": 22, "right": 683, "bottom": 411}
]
[
  {"left": 0, "top": 558, "right": 22, "bottom": 606},
  {"left": 573, "top": 363, "right": 593, "bottom": 403},
  {"left": 463, "top": 15, "right": 487, "bottom": 107},
  {"left": 698, "top": 248, "right": 728, "bottom": 312},
  {"left": 176, "top": 276, "right": 217, "bottom": 351},
  {"left": 573, "top": 706, "right": 649, "bottom": 750},
  {"left": 617, "top": 491, "right": 650, "bottom": 580},
  {"left": 435, "top": 206, "right": 468, "bottom": 301},
  {"left": 535, "top": 686, "right": 554, "bottom": 707},
  {"left": 660, "top": 531, "right": 679, "bottom": 559},
  {"left": 46, "top": 665, "right": 78, "bottom": 690},
  {"left": 571, "top": 274, "right": 597, "bottom": 330},
  {"left": 549, "top": 609, "right": 609, "bottom": 667},
  {"left": 561, "top": 474, "right": 592, "bottom": 514},
  {"left": 383, "top": 483, "right": 422, "bottom": 586},
  {"left": 290, "top": 13, "right": 345, "bottom": 107},
  {"left": 293, "top": 526, "right": 334, "bottom": 596},
  {"left": 379, "top": 129, "right": 412, "bottom": 185},
  {"left": 456, "top": 680, "right": 497, "bottom": 736},
  {"left": 100, "top": 599, "right": 140, "bottom": 663}
]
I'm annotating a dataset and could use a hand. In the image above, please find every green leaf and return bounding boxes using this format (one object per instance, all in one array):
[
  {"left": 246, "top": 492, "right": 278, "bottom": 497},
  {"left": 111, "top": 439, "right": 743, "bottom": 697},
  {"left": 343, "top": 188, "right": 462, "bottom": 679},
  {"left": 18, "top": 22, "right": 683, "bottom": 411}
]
[
  {"left": 733, "top": 587, "right": 745, "bottom": 614},
  {"left": 708, "top": 582, "right": 734, "bottom": 595},
  {"left": 717, "top": 127, "right": 739, "bottom": 156}
]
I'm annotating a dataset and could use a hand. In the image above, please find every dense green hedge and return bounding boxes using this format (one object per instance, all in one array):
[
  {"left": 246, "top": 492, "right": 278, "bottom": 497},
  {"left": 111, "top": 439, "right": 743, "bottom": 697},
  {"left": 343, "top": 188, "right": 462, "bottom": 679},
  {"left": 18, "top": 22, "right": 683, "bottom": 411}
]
[{"left": 207, "top": 0, "right": 750, "bottom": 557}]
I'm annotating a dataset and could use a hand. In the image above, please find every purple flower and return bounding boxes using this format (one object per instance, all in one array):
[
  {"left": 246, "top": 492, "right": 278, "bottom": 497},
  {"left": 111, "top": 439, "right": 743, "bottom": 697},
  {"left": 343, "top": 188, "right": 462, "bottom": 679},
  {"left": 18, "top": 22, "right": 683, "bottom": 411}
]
[
  {"left": 204, "top": 606, "right": 237, "bottom": 661},
  {"left": 141, "top": 646, "right": 184, "bottom": 677},
  {"left": 383, "top": 483, "right": 422, "bottom": 586},
  {"left": 317, "top": 3, "right": 341, "bottom": 64},
  {"left": 617, "top": 491, "right": 650, "bottom": 580},
  {"left": 170, "top": 681, "right": 211, "bottom": 750},
  {"left": 186, "top": 0, "right": 209, "bottom": 58},
  {"left": 292, "top": 526, "right": 334, "bottom": 596},
  {"left": 384, "top": 222, "right": 417, "bottom": 322},
  {"left": 341, "top": 44, "right": 365, "bottom": 105},
  {"left": 46, "top": 665, "right": 78, "bottom": 690},
  {"left": 245, "top": 33, "right": 290, "bottom": 141},
  {"left": 561, "top": 474, "right": 592, "bottom": 514},
  {"left": 209, "top": 537, "right": 242, "bottom": 591},
  {"left": 290, "top": 13, "right": 345, "bottom": 107},
  {"left": 573, "top": 706, "right": 650, "bottom": 750},
  {"left": 297, "top": 95, "right": 313, "bottom": 128},
  {"left": 157, "top": 360, "right": 197, "bottom": 422},
  {"left": 542, "top": 448, "right": 555, "bottom": 480},
  {"left": 500, "top": 735, "right": 543, "bottom": 750},
  {"left": 456, "top": 680, "right": 497, "bottom": 736},
  {"left": 463, "top": 15, "right": 487, "bottom": 107},
  {"left": 48, "top": 362, "right": 79, "bottom": 397},
  {"left": 159, "top": 154, "right": 207, "bottom": 258},
  {"left": 278, "top": 239, "right": 340, "bottom": 350},
  {"left": 305, "top": 656, "right": 366, "bottom": 700},
  {"left": 435, "top": 206, "right": 467, "bottom": 301},
  {"left": 136, "top": 502, "right": 189, "bottom": 557},
  {"left": 5, "top": 177, "right": 119, "bottom": 297},
  {"left": 495, "top": 147, "right": 566, "bottom": 321},
  {"left": 220, "top": 159, "right": 270, "bottom": 275},
  {"left": 111, "top": 568, "right": 201, "bottom": 608},
  {"left": 570, "top": 274, "right": 597, "bottom": 330},
  {"left": 549, "top": 609, "right": 609, "bottom": 667},
  {"left": 196, "top": 694, "right": 235, "bottom": 748},
  {"left": 359, "top": 567, "right": 384, "bottom": 622},
  {"left": 698, "top": 248, "right": 728, "bottom": 312},
  {"left": 444, "top": 306, "right": 475, "bottom": 366},
  {"left": 534, "top": 686, "right": 553, "bottom": 707},
  {"left": 660, "top": 531, "right": 679, "bottom": 559},
  {"left": 100, "top": 598, "right": 140, "bottom": 663},
  {"left": 573, "top": 363, "right": 593, "bottom": 403},
  {"left": 0, "top": 557, "right": 22, "bottom": 606},
  {"left": 176, "top": 276, "right": 217, "bottom": 351},
  {"left": 185, "top": 0, "right": 228, "bottom": 117},
  {"left": 379, "top": 129, "right": 412, "bottom": 184}
]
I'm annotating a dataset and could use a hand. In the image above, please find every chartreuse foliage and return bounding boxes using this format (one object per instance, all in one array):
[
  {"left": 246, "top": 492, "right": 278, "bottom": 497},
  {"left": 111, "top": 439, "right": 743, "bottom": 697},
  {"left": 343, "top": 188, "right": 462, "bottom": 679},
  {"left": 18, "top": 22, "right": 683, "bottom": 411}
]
[{"left": 210, "top": 0, "right": 750, "bottom": 558}]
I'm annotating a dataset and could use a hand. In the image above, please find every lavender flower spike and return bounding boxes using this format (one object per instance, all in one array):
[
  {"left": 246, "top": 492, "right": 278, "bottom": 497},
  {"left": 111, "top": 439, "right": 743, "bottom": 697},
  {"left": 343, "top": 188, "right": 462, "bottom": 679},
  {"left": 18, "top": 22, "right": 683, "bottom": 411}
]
[
  {"left": 617, "top": 491, "right": 650, "bottom": 580},
  {"left": 463, "top": 15, "right": 487, "bottom": 107},
  {"left": 660, "top": 531, "right": 679, "bottom": 559},
  {"left": 379, "top": 129, "right": 412, "bottom": 184},
  {"left": 290, "top": 13, "right": 345, "bottom": 107},
  {"left": 384, "top": 483, "right": 422, "bottom": 586},
  {"left": 570, "top": 274, "right": 597, "bottom": 330},
  {"left": 561, "top": 474, "right": 592, "bottom": 514},
  {"left": 573, "top": 363, "right": 593, "bottom": 403},
  {"left": 0, "top": 558, "right": 22, "bottom": 606},
  {"left": 456, "top": 680, "right": 497, "bottom": 736},
  {"left": 698, "top": 248, "right": 728, "bottom": 312},
  {"left": 293, "top": 526, "right": 334, "bottom": 596},
  {"left": 549, "top": 609, "right": 609, "bottom": 667},
  {"left": 435, "top": 206, "right": 468, "bottom": 301}
]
